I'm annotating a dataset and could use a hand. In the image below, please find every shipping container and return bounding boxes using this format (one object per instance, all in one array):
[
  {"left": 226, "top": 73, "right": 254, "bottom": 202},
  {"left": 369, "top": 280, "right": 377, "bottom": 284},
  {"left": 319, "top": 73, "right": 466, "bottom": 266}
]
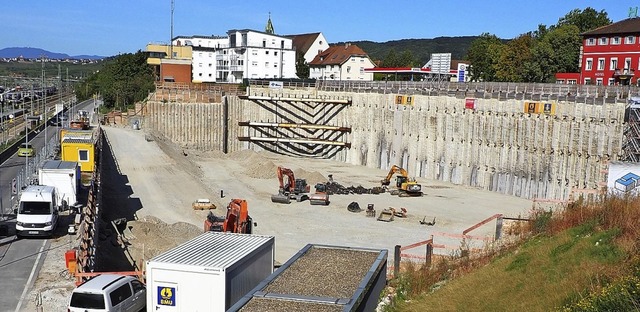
[
  {"left": 229, "top": 244, "right": 387, "bottom": 312},
  {"left": 145, "top": 232, "right": 275, "bottom": 312},
  {"left": 39, "top": 160, "right": 80, "bottom": 208}
]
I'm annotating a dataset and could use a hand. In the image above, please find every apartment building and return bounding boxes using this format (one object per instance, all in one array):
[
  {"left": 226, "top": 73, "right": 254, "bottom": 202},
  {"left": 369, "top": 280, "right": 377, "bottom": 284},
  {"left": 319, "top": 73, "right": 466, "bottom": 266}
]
[{"left": 308, "top": 43, "right": 375, "bottom": 81}]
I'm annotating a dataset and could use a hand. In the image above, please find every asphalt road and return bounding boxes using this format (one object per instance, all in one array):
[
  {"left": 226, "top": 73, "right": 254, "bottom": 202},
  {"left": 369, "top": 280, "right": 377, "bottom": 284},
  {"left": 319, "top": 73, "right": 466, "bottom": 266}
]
[{"left": 0, "top": 99, "right": 95, "bottom": 312}]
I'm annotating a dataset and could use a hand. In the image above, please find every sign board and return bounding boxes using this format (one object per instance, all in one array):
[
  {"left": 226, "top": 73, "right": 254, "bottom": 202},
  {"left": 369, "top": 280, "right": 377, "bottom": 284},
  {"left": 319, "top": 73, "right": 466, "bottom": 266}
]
[
  {"left": 12, "top": 178, "right": 17, "bottom": 195},
  {"left": 395, "top": 95, "right": 414, "bottom": 105},
  {"left": 524, "top": 101, "right": 556, "bottom": 115},
  {"left": 268, "top": 81, "right": 283, "bottom": 89},
  {"left": 429, "top": 53, "right": 452, "bottom": 74},
  {"left": 465, "top": 98, "right": 476, "bottom": 110},
  {"left": 607, "top": 162, "right": 640, "bottom": 195}
]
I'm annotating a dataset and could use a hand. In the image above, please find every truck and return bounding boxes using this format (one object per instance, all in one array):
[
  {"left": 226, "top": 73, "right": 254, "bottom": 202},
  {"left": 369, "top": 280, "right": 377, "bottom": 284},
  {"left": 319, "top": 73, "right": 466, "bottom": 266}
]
[
  {"left": 146, "top": 232, "right": 275, "bottom": 312},
  {"left": 229, "top": 244, "right": 388, "bottom": 312},
  {"left": 15, "top": 185, "right": 60, "bottom": 237},
  {"left": 38, "top": 160, "right": 80, "bottom": 210}
]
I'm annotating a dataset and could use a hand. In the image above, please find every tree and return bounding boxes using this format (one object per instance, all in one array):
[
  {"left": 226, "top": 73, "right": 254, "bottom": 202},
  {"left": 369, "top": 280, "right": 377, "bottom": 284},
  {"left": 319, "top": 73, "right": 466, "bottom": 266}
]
[
  {"left": 295, "top": 53, "right": 309, "bottom": 79},
  {"left": 465, "top": 33, "right": 504, "bottom": 81},
  {"left": 557, "top": 7, "right": 611, "bottom": 33},
  {"left": 495, "top": 34, "right": 534, "bottom": 82},
  {"left": 382, "top": 49, "right": 398, "bottom": 67},
  {"left": 74, "top": 51, "right": 154, "bottom": 110}
]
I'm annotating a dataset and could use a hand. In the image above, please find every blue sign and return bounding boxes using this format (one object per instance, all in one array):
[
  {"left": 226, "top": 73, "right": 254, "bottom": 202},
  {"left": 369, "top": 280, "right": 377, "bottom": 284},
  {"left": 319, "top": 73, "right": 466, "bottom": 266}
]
[
  {"left": 158, "top": 286, "right": 176, "bottom": 306},
  {"left": 458, "top": 70, "right": 465, "bottom": 82}
]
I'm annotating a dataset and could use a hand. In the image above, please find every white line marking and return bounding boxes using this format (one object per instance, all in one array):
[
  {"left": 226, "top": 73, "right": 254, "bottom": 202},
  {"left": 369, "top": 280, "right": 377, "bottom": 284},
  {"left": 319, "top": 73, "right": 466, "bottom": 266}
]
[{"left": 15, "top": 239, "right": 46, "bottom": 312}]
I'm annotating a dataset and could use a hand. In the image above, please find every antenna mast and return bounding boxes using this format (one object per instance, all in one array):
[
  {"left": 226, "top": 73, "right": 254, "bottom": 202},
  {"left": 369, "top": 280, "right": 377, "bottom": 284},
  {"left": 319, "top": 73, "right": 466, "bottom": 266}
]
[{"left": 170, "top": 0, "right": 175, "bottom": 59}]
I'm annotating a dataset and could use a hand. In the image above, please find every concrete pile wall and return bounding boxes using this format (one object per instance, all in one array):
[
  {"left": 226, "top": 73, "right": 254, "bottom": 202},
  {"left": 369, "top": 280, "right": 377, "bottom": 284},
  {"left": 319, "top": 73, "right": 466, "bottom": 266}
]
[{"left": 144, "top": 88, "right": 626, "bottom": 200}]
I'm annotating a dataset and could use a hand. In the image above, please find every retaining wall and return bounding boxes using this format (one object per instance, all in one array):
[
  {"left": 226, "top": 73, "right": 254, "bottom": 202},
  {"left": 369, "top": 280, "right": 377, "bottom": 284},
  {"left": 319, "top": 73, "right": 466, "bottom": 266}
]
[{"left": 144, "top": 89, "right": 626, "bottom": 201}]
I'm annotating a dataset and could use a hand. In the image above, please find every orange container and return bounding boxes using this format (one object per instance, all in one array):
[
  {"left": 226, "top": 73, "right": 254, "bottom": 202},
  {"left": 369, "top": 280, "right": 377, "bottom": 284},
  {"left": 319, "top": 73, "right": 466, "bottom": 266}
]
[{"left": 65, "top": 250, "right": 77, "bottom": 269}]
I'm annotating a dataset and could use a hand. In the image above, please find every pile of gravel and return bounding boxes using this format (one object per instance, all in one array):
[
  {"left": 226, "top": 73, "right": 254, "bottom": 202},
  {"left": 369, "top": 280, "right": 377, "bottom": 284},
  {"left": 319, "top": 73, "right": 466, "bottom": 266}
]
[{"left": 239, "top": 298, "right": 343, "bottom": 312}]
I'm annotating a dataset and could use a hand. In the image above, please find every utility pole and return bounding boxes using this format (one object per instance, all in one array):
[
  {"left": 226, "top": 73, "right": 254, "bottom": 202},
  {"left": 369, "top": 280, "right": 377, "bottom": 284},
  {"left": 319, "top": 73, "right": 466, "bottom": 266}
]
[
  {"left": 170, "top": 0, "right": 175, "bottom": 59},
  {"left": 42, "top": 57, "right": 47, "bottom": 156}
]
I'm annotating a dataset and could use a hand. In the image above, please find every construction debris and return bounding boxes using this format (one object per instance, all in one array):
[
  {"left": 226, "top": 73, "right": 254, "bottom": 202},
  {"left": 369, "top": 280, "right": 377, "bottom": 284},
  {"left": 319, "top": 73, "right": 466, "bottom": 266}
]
[
  {"left": 377, "top": 208, "right": 395, "bottom": 222},
  {"left": 323, "top": 181, "right": 385, "bottom": 195},
  {"left": 420, "top": 216, "right": 436, "bottom": 226},
  {"left": 347, "top": 202, "right": 362, "bottom": 213},
  {"left": 192, "top": 198, "right": 216, "bottom": 210}
]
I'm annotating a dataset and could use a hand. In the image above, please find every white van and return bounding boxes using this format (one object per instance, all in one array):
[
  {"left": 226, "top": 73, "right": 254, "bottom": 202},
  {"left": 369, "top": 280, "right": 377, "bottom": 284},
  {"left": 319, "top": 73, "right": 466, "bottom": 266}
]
[
  {"left": 15, "top": 185, "right": 59, "bottom": 237},
  {"left": 68, "top": 274, "right": 146, "bottom": 312}
]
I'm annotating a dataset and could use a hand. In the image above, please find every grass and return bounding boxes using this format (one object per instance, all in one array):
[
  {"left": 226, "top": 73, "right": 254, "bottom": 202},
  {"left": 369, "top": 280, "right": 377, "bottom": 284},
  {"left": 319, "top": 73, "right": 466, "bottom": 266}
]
[{"left": 385, "top": 194, "right": 640, "bottom": 312}]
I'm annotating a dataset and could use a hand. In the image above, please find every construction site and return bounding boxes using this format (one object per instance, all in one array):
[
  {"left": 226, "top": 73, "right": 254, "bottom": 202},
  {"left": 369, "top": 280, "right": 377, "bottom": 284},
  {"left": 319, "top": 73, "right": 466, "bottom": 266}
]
[{"left": 20, "top": 80, "right": 634, "bottom": 310}]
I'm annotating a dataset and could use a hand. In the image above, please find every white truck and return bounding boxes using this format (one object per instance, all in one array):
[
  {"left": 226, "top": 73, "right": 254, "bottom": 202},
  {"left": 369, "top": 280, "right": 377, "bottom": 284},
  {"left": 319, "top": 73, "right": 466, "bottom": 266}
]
[
  {"left": 39, "top": 160, "right": 80, "bottom": 210},
  {"left": 15, "top": 185, "right": 60, "bottom": 237}
]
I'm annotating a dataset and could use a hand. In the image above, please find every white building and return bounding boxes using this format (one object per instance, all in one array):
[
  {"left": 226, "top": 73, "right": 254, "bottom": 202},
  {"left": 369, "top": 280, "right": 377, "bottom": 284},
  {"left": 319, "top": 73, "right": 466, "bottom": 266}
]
[
  {"left": 287, "top": 32, "right": 330, "bottom": 64},
  {"left": 169, "top": 30, "right": 297, "bottom": 83},
  {"left": 308, "top": 43, "right": 375, "bottom": 81}
]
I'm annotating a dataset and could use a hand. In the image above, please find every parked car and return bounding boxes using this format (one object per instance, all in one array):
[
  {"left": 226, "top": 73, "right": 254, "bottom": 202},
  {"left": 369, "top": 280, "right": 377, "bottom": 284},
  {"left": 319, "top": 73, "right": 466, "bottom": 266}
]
[
  {"left": 68, "top": 274, "right": 146, "bottom": 312},
  {"left": 17, "top": 143, "right": 34, "bottom": 157}
]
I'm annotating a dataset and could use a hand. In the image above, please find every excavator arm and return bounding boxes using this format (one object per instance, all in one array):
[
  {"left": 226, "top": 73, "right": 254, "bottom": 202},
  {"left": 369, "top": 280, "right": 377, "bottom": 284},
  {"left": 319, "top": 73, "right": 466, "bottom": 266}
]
[{"left": 381, "top": 165, "right": 409, "bottom": 186}]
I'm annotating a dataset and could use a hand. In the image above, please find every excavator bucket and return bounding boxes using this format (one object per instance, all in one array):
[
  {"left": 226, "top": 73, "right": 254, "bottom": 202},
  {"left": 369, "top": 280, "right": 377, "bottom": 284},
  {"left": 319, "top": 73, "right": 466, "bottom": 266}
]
[
  {"left": 377, "top": 208, "right": 395, "bottom": 222},
  {"left": 271, "top": 192, "right": 291, "bottom": 204}
]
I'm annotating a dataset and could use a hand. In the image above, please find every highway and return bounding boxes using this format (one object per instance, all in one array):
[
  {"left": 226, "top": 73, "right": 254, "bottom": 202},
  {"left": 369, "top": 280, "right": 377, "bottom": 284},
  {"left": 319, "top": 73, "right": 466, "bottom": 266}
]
[{"left": 0, "top": 99, "right": 95, "bottom": 312}]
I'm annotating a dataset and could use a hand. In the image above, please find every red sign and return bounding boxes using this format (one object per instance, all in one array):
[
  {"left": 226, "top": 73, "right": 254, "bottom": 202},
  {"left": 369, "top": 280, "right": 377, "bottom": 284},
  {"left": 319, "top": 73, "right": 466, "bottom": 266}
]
[{"left": 465, "top": 98, "right": 476, "bottom": 110}]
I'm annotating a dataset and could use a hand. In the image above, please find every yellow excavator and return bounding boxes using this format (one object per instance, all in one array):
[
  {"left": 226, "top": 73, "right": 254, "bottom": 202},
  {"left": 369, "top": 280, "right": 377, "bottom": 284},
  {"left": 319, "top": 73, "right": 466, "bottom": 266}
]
[{"left": 380, "top": 165, "right": 423, "bottom": 197}]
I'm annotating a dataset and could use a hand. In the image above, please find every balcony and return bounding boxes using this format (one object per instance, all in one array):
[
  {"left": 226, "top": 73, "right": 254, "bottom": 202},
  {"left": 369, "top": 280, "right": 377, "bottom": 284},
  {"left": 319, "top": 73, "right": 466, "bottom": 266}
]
[{"left": 614, "top": 68, "right": 635, "bottom": 79}]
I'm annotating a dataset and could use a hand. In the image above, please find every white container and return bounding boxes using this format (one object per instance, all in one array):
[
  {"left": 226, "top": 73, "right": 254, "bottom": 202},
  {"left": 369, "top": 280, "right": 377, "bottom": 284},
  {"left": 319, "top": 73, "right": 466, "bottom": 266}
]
[
  {"left": 146, "top": 232, "right": 275, "bottom": 312},
  {"left": 39, "top": 160, "right": 80, "bottom": 208}
]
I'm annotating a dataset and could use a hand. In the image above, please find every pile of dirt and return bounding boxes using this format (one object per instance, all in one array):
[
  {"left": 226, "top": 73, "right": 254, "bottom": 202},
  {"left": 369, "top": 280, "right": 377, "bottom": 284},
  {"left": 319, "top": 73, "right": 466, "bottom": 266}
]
[
  {"left": 245, "top": 159, "right": 278, "bottom": 179},
  {"left": 294, "top": 168, "right": 327, "bottom": 185},
  {"left": 124, "top": 215, "right": 203, "bottom": 261}
]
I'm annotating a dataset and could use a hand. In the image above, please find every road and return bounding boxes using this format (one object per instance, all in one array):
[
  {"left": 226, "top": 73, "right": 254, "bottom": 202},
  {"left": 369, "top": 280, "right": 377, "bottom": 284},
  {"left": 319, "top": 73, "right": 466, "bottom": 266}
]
[{"left": 0, "top": 99, "right": 95, "bottom": 312}]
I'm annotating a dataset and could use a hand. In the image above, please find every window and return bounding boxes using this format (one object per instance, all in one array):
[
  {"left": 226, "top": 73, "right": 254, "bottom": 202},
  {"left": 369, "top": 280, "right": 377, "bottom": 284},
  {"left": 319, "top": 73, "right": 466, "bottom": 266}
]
[
  {"left": 346, "top": 66, "right": 351, "bottom": 73},
  {"left": 626, "top": 58, "right": 632, "bottom": 70},
  {"left": 598, "top": 58, "right": 605, "bottom": 70},
  {"left": 198, "top": 73, "right": 202, "bottom": 77},
  {"left": 274, "top": 63, "right": 278, "bottom": 68},
  {"left": 131, "top": 280, "right": 145, "bottom": 294},
  {"left": 627, "top": 36, "right": 637, "bottom": 44},
  {"left": 198, "top": 63, "right": 202, "bottom": 67},
  {"left": 596, "top": 78, "right": 603, "bottom": 85},
  {"left": 199, "top": 52, "right": 203, "bottom": 57},
  {"left": 238, "top": 60, "right": 244, "bottom": 65},
  {"left": 586, "top": 38, "right": 596, "bottom": 46},
  {"left": 252, "top": 50, "right": 257, "bottom": 56},
  {"left": 252, "top": 61, "right": 257, "bottom": 66},
  {"left": 599, "top": 37, "right": 608, "bottom": 45},
  {"left": 584, "top": 78, "right": 592, "bottom": 85},
  {"left": 78, "top": 150, "right": 89, "bottom": 162},
  {"left": 265, "top": 51, "right": 269, "bottom": 55},
  {"left": 109, "top": 284, "right": 132, "bottom": 307},
  {"left": 608, "top": 78, "right": 615, "bottom": 86},
  {"left": 265, "top": 62, "right": 269, "bottom": 67},
  {"left": 585, "top": 58, "right": 593, "bottom": 70},
  {"left": 610, "top": 57, "right": 618, "bottom": 70},
  {"left": 568, "top": 79, "right": 577, "bottom": 85},
  {"left": 262, "top": 40, "right": 266, "bottom": 47},
  {"left": 612, "top": 37, "right": 621, "bottom": 45},
  {"left": 274, "top": 51, "right": 278, "bottom": 56}
]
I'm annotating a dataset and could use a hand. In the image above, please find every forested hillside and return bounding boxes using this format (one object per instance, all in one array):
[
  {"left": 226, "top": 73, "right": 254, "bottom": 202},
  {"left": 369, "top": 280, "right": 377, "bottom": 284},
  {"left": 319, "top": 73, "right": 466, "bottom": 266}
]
[{"left": 336, "top": 36, "right": 479, "bottom": 65}]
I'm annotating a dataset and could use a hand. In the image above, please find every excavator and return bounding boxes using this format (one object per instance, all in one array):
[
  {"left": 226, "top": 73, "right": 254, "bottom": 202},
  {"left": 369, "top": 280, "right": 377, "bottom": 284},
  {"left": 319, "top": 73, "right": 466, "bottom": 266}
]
[
  {"left": 204, "top": 198, "right": 255, "bottom": 233},
  {"left": 380, "top": 165, "right": 423, "bottom": 197},
  {"left": 271, "top": 166, "right": 310, "bottom": 204}
]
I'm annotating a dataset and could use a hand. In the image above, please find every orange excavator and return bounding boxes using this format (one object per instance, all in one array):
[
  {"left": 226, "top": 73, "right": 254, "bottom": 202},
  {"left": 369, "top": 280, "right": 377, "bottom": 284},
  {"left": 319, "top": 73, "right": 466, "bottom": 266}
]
[
  {"left": 271, "top": 166, "right": 310, "bottom": 204},
  {"left": 204, "top": 199, "right": 255, "bottom": 233},
  {"left": 381, "top": 165, "right": 423, "bottom": 197}
]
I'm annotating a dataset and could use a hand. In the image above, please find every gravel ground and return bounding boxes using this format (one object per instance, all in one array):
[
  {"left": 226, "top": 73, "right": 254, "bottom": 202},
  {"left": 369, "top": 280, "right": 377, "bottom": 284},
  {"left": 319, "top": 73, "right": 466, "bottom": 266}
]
[
  {"left": 239, "top": 298, "right": 343, "bottom": 312},
  {"left": 264, "top": 246, "right": 380, "bottom": 298}
]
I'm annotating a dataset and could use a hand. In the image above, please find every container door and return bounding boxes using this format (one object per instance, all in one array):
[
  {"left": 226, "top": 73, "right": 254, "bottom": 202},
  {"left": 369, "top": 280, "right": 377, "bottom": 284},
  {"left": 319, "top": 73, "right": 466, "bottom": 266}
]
[{"left": 153, "top": 282, "right": 178, "bottom": 311}]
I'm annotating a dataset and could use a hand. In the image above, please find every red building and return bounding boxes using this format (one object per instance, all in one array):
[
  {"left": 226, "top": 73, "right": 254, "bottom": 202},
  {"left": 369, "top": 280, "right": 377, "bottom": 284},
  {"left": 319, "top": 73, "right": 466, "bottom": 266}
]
[{"left": 556, "top": 17, "right": 640, "bottom": 85}]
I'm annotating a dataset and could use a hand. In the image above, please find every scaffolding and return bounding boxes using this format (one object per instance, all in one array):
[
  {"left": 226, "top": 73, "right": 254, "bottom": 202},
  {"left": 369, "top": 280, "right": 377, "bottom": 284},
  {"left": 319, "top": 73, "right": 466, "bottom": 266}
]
[{"left": 623, "top": 97, "right": 640, "bottom": 162}]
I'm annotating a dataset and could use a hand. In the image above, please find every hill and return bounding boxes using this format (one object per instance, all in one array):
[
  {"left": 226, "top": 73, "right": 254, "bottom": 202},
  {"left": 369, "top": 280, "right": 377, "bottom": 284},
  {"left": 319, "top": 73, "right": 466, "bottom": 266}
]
[
  {"left": 336, "top": 36, "right": 480, "bottom": 65},
  {"left": 0, "top": 47, "right": 104, "bottom": 60}
]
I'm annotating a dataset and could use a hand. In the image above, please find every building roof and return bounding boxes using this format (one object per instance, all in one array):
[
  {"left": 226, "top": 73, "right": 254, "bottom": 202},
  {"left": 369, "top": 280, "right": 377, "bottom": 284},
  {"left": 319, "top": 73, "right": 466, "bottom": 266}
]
[
  {"left": 309, "top": 44, "right": 369, "bottom": 66},
  {"left": 286, "top": 32, "right": 321, "bottom": 54},
  {"left": 582, "top": 17, "right": 640, "bottom": 36}
]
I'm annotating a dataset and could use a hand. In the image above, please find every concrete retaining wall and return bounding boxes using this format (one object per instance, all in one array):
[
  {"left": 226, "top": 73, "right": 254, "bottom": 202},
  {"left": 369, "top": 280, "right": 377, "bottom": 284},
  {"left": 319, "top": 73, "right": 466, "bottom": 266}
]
[{"left": 144, "top": 88, "right": 626, "bottom": 201}]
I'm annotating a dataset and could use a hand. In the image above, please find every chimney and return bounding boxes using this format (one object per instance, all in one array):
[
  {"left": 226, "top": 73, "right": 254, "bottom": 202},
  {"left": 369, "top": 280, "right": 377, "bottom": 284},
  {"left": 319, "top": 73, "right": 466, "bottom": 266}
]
[{"left": 345, "top": 42, "right": 350, "bottom": 49}]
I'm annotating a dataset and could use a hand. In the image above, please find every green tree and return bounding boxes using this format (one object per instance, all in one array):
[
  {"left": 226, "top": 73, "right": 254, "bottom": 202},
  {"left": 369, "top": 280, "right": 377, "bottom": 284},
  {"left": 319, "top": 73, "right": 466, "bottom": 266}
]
[
  {"left": 382, "top": 49, "right": 398, "bottom": 67},
  {"left": 465, "top": 33, "right": 504, "bottom": 81},
  {"left": 397, "top": 50, "right": 417, "bottom": 67},
  {"left": 557, "top": 7, "right": 611, "bottom": 33},
  {"left": 74, "top": 51, "right": 154, "bottom": 110},
  {"left": 295, "top": 52, "right": 309, "bottom": 79},
  {"left": 495, "top": 34, "right": 534, "bottom": 82}
]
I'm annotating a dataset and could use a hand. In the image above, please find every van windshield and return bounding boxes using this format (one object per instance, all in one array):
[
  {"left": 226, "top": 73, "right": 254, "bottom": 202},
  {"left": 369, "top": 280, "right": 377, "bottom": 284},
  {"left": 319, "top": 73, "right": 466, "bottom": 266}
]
[
  {"left": 19, "top": 201, "right": 51, "bottom": 214},
  {"left": 70, "top": 292, "right": 105, "bottom": 309}
]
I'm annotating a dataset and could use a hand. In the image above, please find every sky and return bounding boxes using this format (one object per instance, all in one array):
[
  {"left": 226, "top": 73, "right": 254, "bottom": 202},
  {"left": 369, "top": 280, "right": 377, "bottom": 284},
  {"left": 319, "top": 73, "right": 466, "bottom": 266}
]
[{"left": 1, "top": 1, "right": 638, "bottom": 57}]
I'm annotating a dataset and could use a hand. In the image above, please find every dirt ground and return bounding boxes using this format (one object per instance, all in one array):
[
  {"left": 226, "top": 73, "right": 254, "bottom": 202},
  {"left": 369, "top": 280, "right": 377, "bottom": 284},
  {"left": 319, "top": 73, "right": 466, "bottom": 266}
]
[{"left": 20, "top": 124, "right": 533, "bottom": 311}]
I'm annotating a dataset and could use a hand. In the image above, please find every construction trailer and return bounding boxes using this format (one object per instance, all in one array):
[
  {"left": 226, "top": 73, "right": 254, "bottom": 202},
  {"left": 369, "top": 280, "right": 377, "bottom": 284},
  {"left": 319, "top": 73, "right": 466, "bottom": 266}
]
[
  {"left": 61, "top": 130, "right": 96, "bottom": 172},
  {"left": 229, "top": 244, "right": 388, "bottom": 312},
  {"left": 145, "top": 232, "right": 275, "bottom": 312},
  {"left": 38, "top": 160, "right": 80, "bottom": 208}
]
